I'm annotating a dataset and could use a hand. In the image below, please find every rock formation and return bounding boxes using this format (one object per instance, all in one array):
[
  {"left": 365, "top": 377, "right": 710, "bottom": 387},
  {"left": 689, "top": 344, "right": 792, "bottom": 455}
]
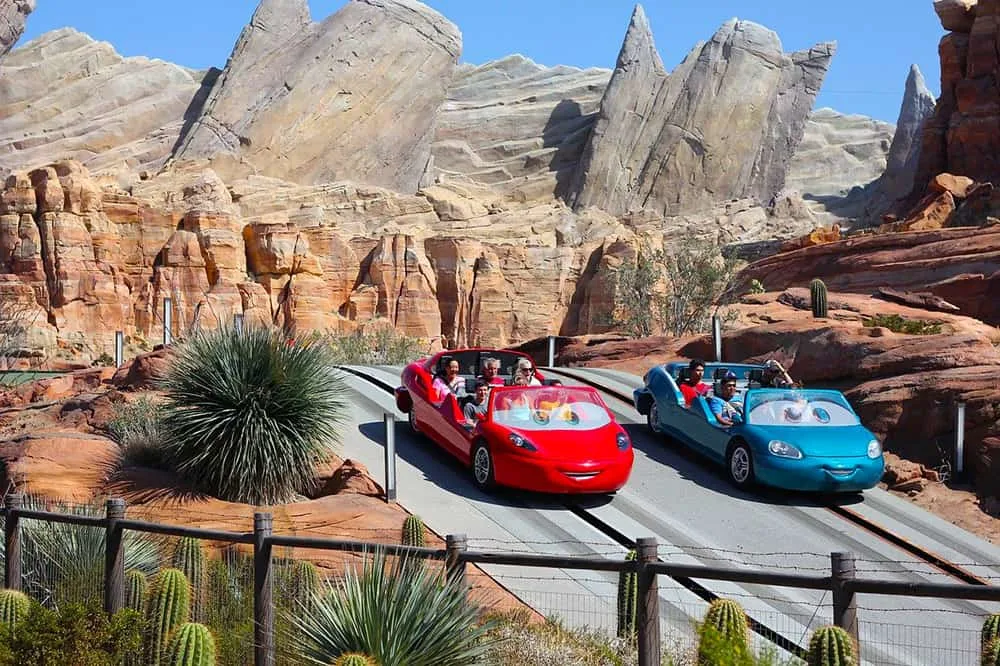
[
  {"left": 172, "top": 0, "right": 461, "bottom": 192},
  {"left": 568, "top": 6, "right": 836, "bottom": 218},
  {"left": 0, "top": 0, "right": 32, "bottom": 57},
  {"left": 0, "top": 29, "right": 216, "bottom": 179}
]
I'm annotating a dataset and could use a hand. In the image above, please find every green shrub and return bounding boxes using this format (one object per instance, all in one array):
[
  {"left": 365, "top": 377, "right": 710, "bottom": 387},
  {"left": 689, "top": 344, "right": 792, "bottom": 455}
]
[
  {"left": 747, "top": 279, "right": 766, "bottom": 295},
  {"left": 159, "top": 325, "right": 349, "bottom": 504},
  {"left": 862, "top": 313, "right": 942, "bottom": 335},
  {"left": 107, "top": 396, "right": 168, "bottom": 469},
  {"left": 0, "top": 600, "right": 142, "bottom": 666},
  {"left": 316, "top": 324, "right": 424, "bottom": 366},
  {"left": 281, "top": 549, "right": 498, "bottom": 666}
]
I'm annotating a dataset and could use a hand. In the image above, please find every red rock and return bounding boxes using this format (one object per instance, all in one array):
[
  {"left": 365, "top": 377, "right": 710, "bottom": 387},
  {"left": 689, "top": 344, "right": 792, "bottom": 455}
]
[
  {"left": 111, "top": 348, "right": 172, "bottom": 390},
  {"left": 930, "top": 173, "right": 976, "bottom": 198},
  {"left": 310, "top": 459, "right": 385, "bottom": 499}
]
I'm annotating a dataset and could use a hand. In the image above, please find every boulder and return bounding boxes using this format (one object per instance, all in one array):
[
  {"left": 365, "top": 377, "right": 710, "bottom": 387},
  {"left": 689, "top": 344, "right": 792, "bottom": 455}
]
[
  {"left": 934, "top": 0, "right": 978, "bottom": 32},
  {"left": 310, "top": 459, "right": 384, "bottom": 498},
  {"left": 173, "top": 0, "right": 461, "bottom": 192},
  {"left": 569, "top": 9, "right": 835, "bottom": 217},
  {"left": 0, "top": 0, "right": 33, "bottom": 57},
  {"left": 0, "top": 432, "right": 119, "bottom": 503},
  {"left": 111, "top": 348, "right": 172, "bottom": 390}
]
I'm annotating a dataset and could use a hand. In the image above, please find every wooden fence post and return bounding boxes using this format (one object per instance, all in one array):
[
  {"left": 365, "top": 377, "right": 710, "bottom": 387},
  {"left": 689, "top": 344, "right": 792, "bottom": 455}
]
[
  {"left": 445, "top": 533, "right": 468, "bottom": 588},
  {"left": 4, "top": 494, "right": 22, "bottom": 591},
  {"left": 104, "top": 498, "right": 126, "bottom": 614},
  {"left": 831, "top": 551, "right": 859, "bottom": 649},
  {"left": 254, "top": 512, "right": 274, "bottom": 666},
  {"left": 636, "top": 537, "right": 661, "bottom": 666}
]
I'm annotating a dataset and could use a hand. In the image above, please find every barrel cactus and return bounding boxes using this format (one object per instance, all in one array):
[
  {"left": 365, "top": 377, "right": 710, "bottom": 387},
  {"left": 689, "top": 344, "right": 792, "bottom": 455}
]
[
  {"left": 145, "top": 568, "right": 192, "bottom": 666},
  {"left": 810, "top": 278, "right": 828, "bottom": 318},
  {"left": 333, "top": 654, "right": 376, "bottom": 666},
  {"left": 172, "top": 537, "right": 205, "bottom": 620},
  {"left": 698, "top": 598, "right": 750, "bottom": 662},
  {"left": 164, "top": 622, "right": 216, "bottom": 666},
  {"left": 125, "top": 569, "right": 148, "bottom": 614},
  {"left": 0, "top": 589, "right": 30, "bottom": 629},
  {"left": 616, "top": 549, "right": 638, "bottom": 638},
  {"left": 806, "top": 625, "right": 856, "bottom": 666},
  {"left": 402, "top": 514, "right": 426, "bottom": 547},
  {"left": 984, "top": 614, "right": 1000, "bottom": 665}
]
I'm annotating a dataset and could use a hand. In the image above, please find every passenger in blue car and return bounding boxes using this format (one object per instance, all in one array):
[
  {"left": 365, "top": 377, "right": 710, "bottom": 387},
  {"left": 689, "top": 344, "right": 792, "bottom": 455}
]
[{"left": 708, "top": 372, "right": 743, "bottom": 427}]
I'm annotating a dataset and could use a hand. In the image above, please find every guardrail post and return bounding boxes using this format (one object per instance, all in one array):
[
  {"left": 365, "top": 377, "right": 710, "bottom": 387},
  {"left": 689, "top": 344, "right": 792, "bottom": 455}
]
[
  {"left": 547, "top": 335, "right": 556, "bottom": 367},
  {"left": 384, "top": 412, "right": 397, "bottom": 503},
  {"left": 831, "top": 551, "right": 859, "bottom": 650},
  {"left": 254, "top": 512, "right": 274, "bottom": 666},
  {"left": 114, "top": 331, "right": 124, "bottom": 368},
  {"left": 4, "top": 494, "right": 21, "bottom": 591},
  {"left": 955, "top": 400, "right": 966, "bottom": 477},
  {"left": 163, "top": 297, "right": 173, "bottom": 347},
  {"left": 104, "top": 498, "right": 126, "bottom": 614},
  {"left": 234, "top": 313, "right": 244, "bottom": 332},
  {"left": 445, "top": 533, "right": 468, "bottom": 588},
  {"left": 712, "top": 315, "right": 722, "bottom": 362},
  {"left": 637, "top": 536, "right": 660, "bottom": 666}
]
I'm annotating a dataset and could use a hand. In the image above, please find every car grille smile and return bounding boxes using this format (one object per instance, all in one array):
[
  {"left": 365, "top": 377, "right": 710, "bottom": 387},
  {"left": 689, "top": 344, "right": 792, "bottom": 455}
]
[{"left": 563, "top": 471, "right": 601, "bottom": 480}]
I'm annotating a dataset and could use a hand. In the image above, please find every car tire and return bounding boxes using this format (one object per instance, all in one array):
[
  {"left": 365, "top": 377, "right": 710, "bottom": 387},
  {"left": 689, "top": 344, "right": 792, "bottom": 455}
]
[
  {"left": 726, "top": 441, "right": 755, "bottom": 489},
  {"left": 471, "top": 441, "right": 496, "bottom": 492},
  {"left": 647, "top": 401, "right": 661, "bottom": 434}
]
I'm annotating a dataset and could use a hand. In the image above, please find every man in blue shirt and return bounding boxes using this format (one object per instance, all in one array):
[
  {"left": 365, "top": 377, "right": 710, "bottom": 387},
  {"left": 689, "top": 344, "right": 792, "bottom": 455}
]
[{"left": 709, "top": 372, "right": 743, "bottom": 427}]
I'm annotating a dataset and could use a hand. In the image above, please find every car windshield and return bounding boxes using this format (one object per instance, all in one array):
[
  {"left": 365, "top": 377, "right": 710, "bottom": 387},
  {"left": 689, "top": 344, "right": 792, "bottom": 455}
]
[
  {"left": 490, "top": 387, "right": 611, "bottom": 431},
  {"left": 744, "top": 390, "right": 860, "bottom": 427}
]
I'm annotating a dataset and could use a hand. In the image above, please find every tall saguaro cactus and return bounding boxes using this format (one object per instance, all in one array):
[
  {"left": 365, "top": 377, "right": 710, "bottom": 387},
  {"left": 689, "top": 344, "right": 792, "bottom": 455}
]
[
  {"left": 165, "top": 622, "right": 217, "bottom": 666},
  {"left": 145, "top": 568, "right": 192, "bottom": 666},
  {"left": 172, "top": 537, "right": 205, "bottom": 621}
]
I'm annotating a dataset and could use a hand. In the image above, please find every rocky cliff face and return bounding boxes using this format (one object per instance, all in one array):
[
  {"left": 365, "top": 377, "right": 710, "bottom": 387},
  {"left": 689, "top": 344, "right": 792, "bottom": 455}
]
[
  {"left": 568, "top": 8, "right": 836, "bottom": 217},
  {"left": 0, "top": 0, "right": 32, "bottom": 57},
  {"left": 172, "top": 0, "right": 461, "bottom": 193}
]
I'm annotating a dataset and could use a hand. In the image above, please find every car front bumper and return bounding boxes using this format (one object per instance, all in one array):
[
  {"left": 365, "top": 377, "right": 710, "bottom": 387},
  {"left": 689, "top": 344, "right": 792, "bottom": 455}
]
[
  {"left": 493, "top": 450, "right": 635, "bottom": 494},
  {"left": 754, "top": 455, "right": 884, "bottom": 493}
]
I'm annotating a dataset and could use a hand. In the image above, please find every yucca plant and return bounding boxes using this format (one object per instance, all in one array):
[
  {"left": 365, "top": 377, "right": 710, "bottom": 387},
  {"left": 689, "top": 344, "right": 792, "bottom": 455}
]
[
  {"left": 158, "top": 325, "right": 349, "bottom": 504},
  {"left": 281, "top": 548, "right": 498, "bottom": 666}
]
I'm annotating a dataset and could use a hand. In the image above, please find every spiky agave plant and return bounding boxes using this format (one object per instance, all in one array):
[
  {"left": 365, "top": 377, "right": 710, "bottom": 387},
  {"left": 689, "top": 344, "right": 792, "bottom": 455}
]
[
  {"left": 281, "top": 548, "right": 498, "bottom": 666},
  {"left": 158, "top": 326, "right": 349, "bottom": 504}
]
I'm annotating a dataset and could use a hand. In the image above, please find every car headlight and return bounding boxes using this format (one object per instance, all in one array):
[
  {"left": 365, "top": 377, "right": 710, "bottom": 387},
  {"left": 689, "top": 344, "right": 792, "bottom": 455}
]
[
  {"left": 867, "top": 439, "right": 882, "bottom": 459},
  {"left": 616, "top": 432, "right": 630, "bottom": 450},
  {"left": 768, "top": 440, "right": 803, "bottom": 459},
  {"left": 509, "top": 433, "right": 537, "bottom": 452}
]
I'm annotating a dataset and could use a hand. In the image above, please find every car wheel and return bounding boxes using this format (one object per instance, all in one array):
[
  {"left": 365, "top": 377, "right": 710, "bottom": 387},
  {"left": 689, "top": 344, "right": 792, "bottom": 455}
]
[
  {"left": 471, "top": 441, "right": 496, "bottom": 491},
  {"left": 727, "top": 442, "right": 755, "bottom": 489},
  {"left": 647, "top": 401, "right": 661, "bottom": 434}
]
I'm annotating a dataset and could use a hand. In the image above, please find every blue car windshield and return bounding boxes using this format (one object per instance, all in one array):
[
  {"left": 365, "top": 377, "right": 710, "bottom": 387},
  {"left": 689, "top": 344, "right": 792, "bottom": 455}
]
[{"left": 744, "top": 390, "right": 860, "bottom": 427}]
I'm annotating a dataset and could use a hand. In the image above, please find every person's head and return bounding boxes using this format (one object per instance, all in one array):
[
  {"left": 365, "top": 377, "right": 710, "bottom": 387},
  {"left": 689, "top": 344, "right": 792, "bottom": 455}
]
[
  {"left": 512, "top": 373, "right": 529, "bottom": 386},
  {"left": 720, "top": 371, "right": 738, "bottom": 399},
  {"left": 687, "top": 358, "right": 705, "bottom": 384},
  {"left": 482, "top": 357, "right": 500, "bottom": 379},
  {"left": 446, "top": 359, "right": 460, "bottom": 377},
  {"left": 516, "top": 358, "right": 534, "bottom": 380},
  {"left": 473, "top": 380, "right": 489, "bottom": 403}
]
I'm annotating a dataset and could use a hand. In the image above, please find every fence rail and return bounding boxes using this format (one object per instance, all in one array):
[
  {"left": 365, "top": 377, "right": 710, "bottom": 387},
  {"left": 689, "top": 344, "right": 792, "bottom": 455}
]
[{"left": 3, "top": 492, "right": 999, "bottom": 666}]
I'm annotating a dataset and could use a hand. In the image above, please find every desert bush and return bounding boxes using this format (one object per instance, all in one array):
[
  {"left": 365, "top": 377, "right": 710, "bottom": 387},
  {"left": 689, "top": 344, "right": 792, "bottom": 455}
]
[
  {"left": 613, "top": 237, "right": 740, "bottom": 338},
  {"left": 862, "top": 313, "right": 942, "bottom": 335},
  {"left": 159, "top": 325, "right": 349, "bottom": 504},
  {"left": 281, "top": 549, "right": 497, "bottom": 666},
  {"left": 107, "top": 396, "right": 168, "bottom": 469},
  {"left": 482, "top": 610, "right": 635, "bottom": 665},
  {"left": 317, "top": 324, "right": 424, "bottom": 366}
]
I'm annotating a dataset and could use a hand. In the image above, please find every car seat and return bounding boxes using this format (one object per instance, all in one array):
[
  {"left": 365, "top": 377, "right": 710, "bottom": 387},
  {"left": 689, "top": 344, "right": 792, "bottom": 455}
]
[{"left": 677, "top": 367, "right": 693, "bottom": 383}]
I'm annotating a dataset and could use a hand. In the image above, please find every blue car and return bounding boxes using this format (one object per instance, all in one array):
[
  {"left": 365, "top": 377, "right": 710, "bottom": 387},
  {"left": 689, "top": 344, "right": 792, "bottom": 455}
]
[{"left": 633, "top": 362, "right": 885, "bottom": 493}]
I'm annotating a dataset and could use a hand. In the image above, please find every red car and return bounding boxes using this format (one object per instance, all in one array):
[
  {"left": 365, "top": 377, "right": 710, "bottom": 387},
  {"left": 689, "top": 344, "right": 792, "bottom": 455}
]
[{"left": 394, "top": 349, "right": 634, "bottom": 494}]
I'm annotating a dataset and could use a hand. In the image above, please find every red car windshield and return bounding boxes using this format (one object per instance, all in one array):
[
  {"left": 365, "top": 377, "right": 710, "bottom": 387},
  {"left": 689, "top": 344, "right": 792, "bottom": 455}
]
[{"left": 490, "top": 387, "right": 612, "bottom": 431}]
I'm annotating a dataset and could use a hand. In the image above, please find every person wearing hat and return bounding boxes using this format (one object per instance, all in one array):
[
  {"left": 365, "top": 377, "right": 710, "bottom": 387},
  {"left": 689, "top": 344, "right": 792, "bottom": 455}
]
[{"left": 708, "top": 371, "right": 743, "bottom": 427}]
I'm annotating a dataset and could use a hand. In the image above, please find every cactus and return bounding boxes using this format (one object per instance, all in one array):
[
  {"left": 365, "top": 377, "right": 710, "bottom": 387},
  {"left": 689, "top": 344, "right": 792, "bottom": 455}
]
[
  {"left": 333, "top": 654, "right": 376, "bottom": 666},
  {"left": 616, "top": 549, "right": 638, "bottom": 638},
  {"left": 697, "top": 598, "right": 750, "bottom": 663},
  {"left": 0, "top": 589, "right": 30, "bottom": 629},
  {"left": 172, "top": 537, "right": 205, "bottom": 621},
  {"left": 125, "top": 569, "right": 148, "bottom": 614},
  {"left": 164, "top": 622, "right": 216, "bottom": 666},
  {"left": 806, "top": 625, "right": 856, "bottom": 666},
  {"left": 983, "top": 614, "right": 1000, "bottom": 665},
  {"left": 288, "top": 559, "right": 322, "bottom": 613},
  {"left": 401, "top": 514, "right": 426, "bottom": 547},
  {"left": 748, "top": 278, "right": 765, "bottom": 295},
  {"left": 810, "top": 278, "right": 828, "bottom": 318},
  {"left": 145, "top": 568, "right": 192, "bottom": 666}
]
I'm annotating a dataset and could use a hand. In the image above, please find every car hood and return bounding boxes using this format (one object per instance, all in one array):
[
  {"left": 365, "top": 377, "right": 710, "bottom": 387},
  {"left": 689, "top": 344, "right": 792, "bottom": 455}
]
[
  {"left": 744, "top": 425, "right": 877, "bottom": 458},
  {"left": 502, "top": 424, "right": 625, "bottom": 461}
]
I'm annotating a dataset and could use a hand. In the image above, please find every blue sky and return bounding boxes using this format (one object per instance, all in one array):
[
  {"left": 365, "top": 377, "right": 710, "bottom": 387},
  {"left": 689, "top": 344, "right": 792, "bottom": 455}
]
[{"left": 17, "top": 1, "right": 942, "bottom": 123}]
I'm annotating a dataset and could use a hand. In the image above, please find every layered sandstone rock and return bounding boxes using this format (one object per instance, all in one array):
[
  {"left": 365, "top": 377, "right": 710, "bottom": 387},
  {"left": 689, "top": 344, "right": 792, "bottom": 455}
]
[
  {"left": 0, "top": 0, "right": 33, "bottom": 57},
  {"left": 0, "top": 29, "right": 215, "bottom": 178},
  {"left": 569, "top": 7, "right": 835, "bottom": 217},
  {"left": 173, "top": 0, "right": 461, "bottom": 191}
]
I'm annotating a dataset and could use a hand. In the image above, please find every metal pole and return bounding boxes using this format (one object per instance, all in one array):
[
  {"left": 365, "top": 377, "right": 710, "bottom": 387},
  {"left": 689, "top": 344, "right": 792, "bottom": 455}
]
[
  {"left": 445, "top": 533, "right": 468, "bottom": 588},
  {"left": 384, "top": 412, "right": 397, "bottom": 502},
  {"left": 114, "top": 331, "right": 124, "bottom": 368},
  {"left": 712, "top": 315, "right": 722, "bottom": 362},
  {"left": 104, "top": 498, "right": 126, "bottom": 614},
  {"left": 831, "top": 551, "right": 859, "bottom": 650},
  {"left": 547, "top": 335, "right": 556, "bottom": 367},
  {"left": 4, "top": 494, "right": 22, "bottom": 591},
  {"left": 254, "top": 512, "right": 274, "bottom": 666},
  {"left": 956, "top": 401, "right": 966, "bottom": 475},
  {"left": 234, "top": 312, "right": 245, "bottom": 332},
  {"left": 163, "top": 297, "right": 173, "bottom": 347},
  {"left": 636, "top": 536, "right": 661, "bottom": 666}
]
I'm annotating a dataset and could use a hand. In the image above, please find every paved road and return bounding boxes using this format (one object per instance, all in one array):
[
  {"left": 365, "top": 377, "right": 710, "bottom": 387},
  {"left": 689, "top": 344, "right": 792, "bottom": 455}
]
[{"left": 335, "top": 364, "right": 1000, "bottom": 666}]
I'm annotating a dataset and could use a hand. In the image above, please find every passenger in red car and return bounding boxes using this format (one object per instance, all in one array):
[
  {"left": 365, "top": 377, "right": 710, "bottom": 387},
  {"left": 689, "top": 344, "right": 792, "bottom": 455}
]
[
  {"left": 679, "top": 358, "right": 710, "bottom": 406},
  {"left": 478, "top": 357, "right": 505, "bottom": 386},
  {"left": 463, "top": 380, "right": 490, "bottom": 429}
]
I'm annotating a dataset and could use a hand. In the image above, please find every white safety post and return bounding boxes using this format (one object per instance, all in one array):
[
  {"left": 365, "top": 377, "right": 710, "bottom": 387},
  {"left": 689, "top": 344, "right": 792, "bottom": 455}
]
[
  {"left": 234, "top": 313, "right": 245, "bottom": 332},
  {"left": 956, "top": 401, "right": 966, "bottom": 475},
  {"left": 384, "top": 412, "right": 397, "bottom": 502},
  {"left": 114, "top": 331, "right": 124, "bottom": 368},
  {"left": 712, "top": 315, "right": 722, "bottom": 362},
  {"left": 547, "top": 335, "right": 556, "bottom": 367},
  {"left": 163, "top": 297, "right": 173, "bottom": 347}
]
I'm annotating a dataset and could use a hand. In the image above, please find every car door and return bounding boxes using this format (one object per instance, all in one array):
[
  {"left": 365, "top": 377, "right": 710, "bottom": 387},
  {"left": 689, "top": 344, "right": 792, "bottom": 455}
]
[
  {"left": 434, "top": 393, "right": 475, "bottom": 463},
  {"left": 677, "top": 397, "right": 733, "bottom": 464}
]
